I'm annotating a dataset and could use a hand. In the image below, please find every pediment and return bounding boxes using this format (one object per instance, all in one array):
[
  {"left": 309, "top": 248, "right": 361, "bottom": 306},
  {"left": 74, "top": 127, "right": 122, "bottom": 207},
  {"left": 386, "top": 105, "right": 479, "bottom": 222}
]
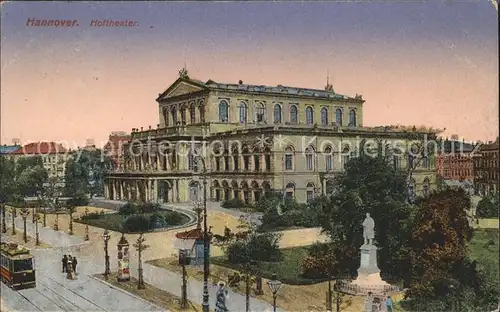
[{"left": 158, "top": 79, "right": 206, "bottom": 101}]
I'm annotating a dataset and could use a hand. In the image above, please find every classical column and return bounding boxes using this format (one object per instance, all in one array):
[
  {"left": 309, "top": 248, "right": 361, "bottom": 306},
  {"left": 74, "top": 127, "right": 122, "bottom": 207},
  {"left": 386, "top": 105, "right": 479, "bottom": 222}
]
[
  {"left": 176, "top": 180, "right": 180, "bottom": 203},
  {"left": 112, "top": 180, "right": 117, "bottom": 200},
  {"left": 104, "top": 180, "right": 109, "bottom": 198},
  {"left": 153, "top": 180, "right": 158, "bottom": 202},
  {"left": 171, "top": 180, "right": 177, "bottom": 203},
  {"left": 120, "top": 181, "right": 124, "bottom": 199},
  {"left": 156, "top": 151, "right": 161, "bottom": 171}
]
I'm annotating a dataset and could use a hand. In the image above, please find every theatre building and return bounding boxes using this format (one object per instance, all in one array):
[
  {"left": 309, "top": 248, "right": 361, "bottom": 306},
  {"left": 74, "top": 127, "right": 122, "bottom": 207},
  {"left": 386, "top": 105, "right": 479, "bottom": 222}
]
[{"left": 104, "top": 70, "right": 438, "bottom": 204}]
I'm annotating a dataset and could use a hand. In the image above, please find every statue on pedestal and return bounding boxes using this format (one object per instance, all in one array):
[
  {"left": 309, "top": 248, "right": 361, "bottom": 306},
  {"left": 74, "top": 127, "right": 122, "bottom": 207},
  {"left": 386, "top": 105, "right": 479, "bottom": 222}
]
[{"left": 362, "top": 213, "right": 375, "bottom": 246}]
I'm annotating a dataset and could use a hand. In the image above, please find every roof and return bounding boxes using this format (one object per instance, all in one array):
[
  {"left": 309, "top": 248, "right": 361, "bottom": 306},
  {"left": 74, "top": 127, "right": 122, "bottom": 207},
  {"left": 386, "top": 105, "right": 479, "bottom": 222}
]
[
  {"left": 0, "top": 145, "right": 21, "bottom": 154},
  {"left": 12, "top": 142, "right": 67, "bottom": 155},
  {"left": 441, "top": 140, "right": 475, "bottom": 154},
  {"left": 175, "top": 228, "right": 204, "bottom": 240},
  {"left": 159, "top": 77, "right": 361, "bottom": 102},
  {"left": 0, "top": 242, "right": 31, "bottom": 257},
  {"left": 480, "top": 141, "right": 499, "bottom": 151}
]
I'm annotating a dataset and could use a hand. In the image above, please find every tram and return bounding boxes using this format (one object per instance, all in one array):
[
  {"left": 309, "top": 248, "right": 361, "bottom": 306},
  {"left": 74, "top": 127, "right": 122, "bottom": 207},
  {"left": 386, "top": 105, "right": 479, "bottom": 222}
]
[{"left": 0, "top": 242, "right": 36, "bottom": 289}]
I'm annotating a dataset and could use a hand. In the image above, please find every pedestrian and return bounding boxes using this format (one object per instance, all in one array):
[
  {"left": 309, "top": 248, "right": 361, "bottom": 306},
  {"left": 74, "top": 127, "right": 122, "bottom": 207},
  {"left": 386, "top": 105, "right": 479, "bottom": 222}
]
[
  {"left": 215, "top": 281, "right": 229, "bottom": 312},
  {"left": 62, "top": 255, "right": 68, "bottom": 273},
  {"left": 385, "top": 295, "right": 393, "bottom": 312},
  {"left": 364, "top": 292, "right": 374, "bottom": 312},
  {"left": 72, "top": 257, "right": 78, "bottom": 274}
]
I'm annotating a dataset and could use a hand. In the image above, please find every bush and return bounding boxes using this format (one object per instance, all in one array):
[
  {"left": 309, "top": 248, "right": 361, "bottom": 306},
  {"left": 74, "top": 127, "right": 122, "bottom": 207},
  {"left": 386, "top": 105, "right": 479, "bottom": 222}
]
[
  {"left": 227, "top": 240, "right": 251, "bottom": 264},
  {"left": 149, "top": 213, "right": 167, "bottom": 229},
  {"left": 119, "top": 202, "right": 138, "bottom": 215},
  {"left": 476, "top": 195, "right": 499, "bottom": 218},
  {"left": 138, "top": 202, "right": 161, "bottom": 213},
  {"left": 163, "top": 211, "right": 184, "bottom": 225},
  {"left": 80, "top": 212, "right": 102, "bottom": 220},
  {"left": 122, "top": 215, "right": 150, "bottom": 233},
  {"left": 221, "top": 198, "right": 246, "bottom": 209},
  {"left": 226, "top": 232, "right": 282, "bottom": 264},
  {"left": 247, "top": 232, "right": 282, "bottom": 262}
]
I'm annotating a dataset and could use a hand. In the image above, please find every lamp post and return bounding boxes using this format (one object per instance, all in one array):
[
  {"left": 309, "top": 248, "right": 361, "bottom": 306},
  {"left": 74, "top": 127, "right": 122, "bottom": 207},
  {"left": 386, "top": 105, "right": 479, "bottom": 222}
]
[
  {"left": 196, "top": 155, "right": 210, "bottom": 312},
  {"left": 35, "top": 212, "right": 40, "bottom": 246},
  {"left": 102, "top": 229, "right": 111, "bottom": 279},
  {"left": 133, "top": 233, "right": 149, "bottom": 289},
  {"left": 11, "top": 207, "right": 16, "bottom": 235},
  {"left": 179, "top": 249, "right": 188, "bottom": 309},
  {"left": 19, "top": 208, "right": 30, "bottom": 243},
  {"left": 1, "top": 204, "right": 6, "bottom": 234},
  {"left": 267, "top": 273, "right": 282, "bottom": 312},
  {"left": 320, "top": 173, "right": 333, "bottom": 311}
]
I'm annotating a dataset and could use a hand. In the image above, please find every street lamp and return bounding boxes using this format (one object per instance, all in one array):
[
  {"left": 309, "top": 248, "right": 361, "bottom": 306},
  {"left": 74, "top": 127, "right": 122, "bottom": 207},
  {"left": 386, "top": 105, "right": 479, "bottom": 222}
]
[
  {"left": 133, "top": 233, "right": 149, "bottom": 289},
  {"left": 35, "top": 212, "right": 40, "bottom": 246},
  {"left": 319, "top": 173, "right": 333, "bottom": 311},
  {"left": 196, "top": 155, "right": 210, "bottom": 312},
  {"left": 11, "top": 207, "right": 16, "bottom": 235},
  {"left": 1, "top": 205, "right": 6, "bottom": 233},
  {"left": 102, "top": 229, "right": 111, "bottom": 279},
  {"left": 267, "top": 273, "right": 282, "bottom": 312},
  {"left": 19, "top": 208, "right": 30, "bottom": 243}
]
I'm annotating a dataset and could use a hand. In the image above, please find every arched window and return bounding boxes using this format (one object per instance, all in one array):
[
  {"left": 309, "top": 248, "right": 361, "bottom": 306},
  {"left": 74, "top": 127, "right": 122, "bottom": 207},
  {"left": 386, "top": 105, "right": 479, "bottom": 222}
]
[
  {"left": 188, "top": 149, "right": 198, "bottom": 172},
  {"left": 335, "top": 108, "right": 343, "bottom": 126},
  {"left": 423, "top": 177, "right": 430, "bottom": 197},
  {"left": 306, "top": 182, "right": 315, "bottom": 202},
  {"left": 349, "top": 109, "right": 357, "bottom": 127},
  {"left": 199, "top": 101, "right": 205, "bottom": 123},
  {"left": 290, "top": 105, "right": 298, "bottom": 124},
  {"left": 190, "top": 103, "right": 196, "bottom": 124},
  {"left": 285, "top": 182, "right": 295, "bottom": 199},
  {"left": 180, "top": 107, "right": 186, "bottom": 124},
  {"left": 189, "top": 181, "right": 201, "bottom": 202},
  {"left": 325, "top": 146, "right": 333, "bottom": 171},
  {"left": 239, "top": 102, "right": 247, "bottom": 124},
  {"left": 163, "top": 108, "right": 169, "bottom": 126},
  {"left": 172, "top": 107, "right": 178, "bottom": 125},
  {"left": 321, "top": 107, "right": 328, "bottom": 126},
  {"left": 284, "top": 146, "right": 294, "bottom": 171},
  {"left": 342, "top": 146, "right": 350, "bottom": 170},
  {"left": 256, "top": 103, "right": 265, "bottom": 123},
  {"left": 306, "top": 146, "right": 315, "bottom": 170},
  {"left": 274, "top": 104, "right": 282, "bottom": 123},
  {"left": 306, "top": 106, "right": 314, "bottom": 125},
  {"left": 219, "top": 100, "right": 229, "bottom": 122}
]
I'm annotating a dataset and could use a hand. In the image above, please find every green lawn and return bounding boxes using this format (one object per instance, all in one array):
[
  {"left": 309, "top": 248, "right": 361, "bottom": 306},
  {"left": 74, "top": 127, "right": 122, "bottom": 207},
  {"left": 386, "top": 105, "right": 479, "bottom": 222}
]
[
  {"left": 469, "top": 228, "right": 499, "bottom": 270},
  {"left": 75, "top": 210, "right": 189, "bottom": 233},
  {"left": 211, "top": 246, "right": 325, "bottom": 285}
]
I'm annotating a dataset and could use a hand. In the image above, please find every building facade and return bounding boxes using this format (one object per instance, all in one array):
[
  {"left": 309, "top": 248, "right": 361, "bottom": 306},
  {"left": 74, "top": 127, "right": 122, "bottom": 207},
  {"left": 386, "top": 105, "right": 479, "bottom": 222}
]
[
  {"left": 474, "top": 139, "right": 499, "bottom": 196},
  {"left": 103, "top": 131, "right": 131, "bottom": 169},
  {"left": 435, "top": 140, "right": 475, "bottom": 181},
  {"left": 11, "top": 142, "right": 70, "bottom": 187},
  {"left": 104, "top": 73, "right": 438, "bottom": 204}
]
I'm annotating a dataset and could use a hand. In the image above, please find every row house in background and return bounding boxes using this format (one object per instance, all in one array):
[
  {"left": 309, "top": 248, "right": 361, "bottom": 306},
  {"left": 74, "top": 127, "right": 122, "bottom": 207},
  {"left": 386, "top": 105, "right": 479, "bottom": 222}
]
[
  {"left": 104, "top": 70, "right": 439, "bottom": 204},
  {"left": 11, "top": 141, "right": 70, "bottom": 188},
  {"left": 103, "top": 131, "right": 131, "bottom": 169},
  {"left": 435, "top": 139, "right": 476, "bottom": 182},
  {"left": 474, "top": 138, "right": 499, "bottom": 196}
]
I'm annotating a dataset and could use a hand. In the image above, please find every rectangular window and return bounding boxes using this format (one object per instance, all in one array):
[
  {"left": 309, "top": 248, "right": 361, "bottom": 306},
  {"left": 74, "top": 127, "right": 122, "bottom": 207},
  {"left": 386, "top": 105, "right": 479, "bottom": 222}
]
[
  {"left": 285, "top": 155, "right": 293, "bottom": 170},
  {"left": 307, "top": 191, "right": 314, "bottom": 202},
  {"left": 254, "top": 155, "right": 260, "bottom": 172},
  {"left": 306, "top": 155, "right": 313, "bottom": 170},
  {"left": 326, "top": 155, "right": 333, "bottom": 171}
]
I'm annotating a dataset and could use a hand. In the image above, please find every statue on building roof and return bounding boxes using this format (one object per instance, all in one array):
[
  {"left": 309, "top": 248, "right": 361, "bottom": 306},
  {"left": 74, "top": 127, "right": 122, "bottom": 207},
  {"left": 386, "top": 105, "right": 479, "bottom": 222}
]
[
  {"left": 325, "top": 72, "right": 334, "bottom": 92},
  {"left": 178, "top": 66, "right": 189, "bottom": 79}
]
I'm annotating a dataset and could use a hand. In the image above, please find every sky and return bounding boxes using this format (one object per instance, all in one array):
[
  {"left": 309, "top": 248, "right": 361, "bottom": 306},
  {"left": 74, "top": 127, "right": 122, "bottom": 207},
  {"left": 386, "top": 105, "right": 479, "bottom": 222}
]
[{"left": 1, "top": 1, "right": 498, "bottom": 148}]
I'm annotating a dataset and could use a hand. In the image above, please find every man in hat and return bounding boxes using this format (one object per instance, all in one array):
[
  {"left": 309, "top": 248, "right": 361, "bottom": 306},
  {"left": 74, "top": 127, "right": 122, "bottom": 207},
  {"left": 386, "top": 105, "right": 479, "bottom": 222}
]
[{"left": 215, "top": 281, "right": 229, "bottom": 312}]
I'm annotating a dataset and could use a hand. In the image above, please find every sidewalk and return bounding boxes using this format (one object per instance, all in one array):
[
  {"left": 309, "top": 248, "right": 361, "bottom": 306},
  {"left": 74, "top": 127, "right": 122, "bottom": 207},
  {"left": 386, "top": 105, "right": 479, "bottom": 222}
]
[{"left": 3, "top": 210, "right": 281, "bottom": 311}]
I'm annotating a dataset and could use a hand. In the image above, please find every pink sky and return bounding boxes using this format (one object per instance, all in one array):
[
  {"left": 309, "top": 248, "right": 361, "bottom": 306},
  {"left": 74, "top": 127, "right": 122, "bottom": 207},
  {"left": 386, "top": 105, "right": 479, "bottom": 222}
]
[{"left": 1, "top": 2, "right": 498, "bottom": 147}]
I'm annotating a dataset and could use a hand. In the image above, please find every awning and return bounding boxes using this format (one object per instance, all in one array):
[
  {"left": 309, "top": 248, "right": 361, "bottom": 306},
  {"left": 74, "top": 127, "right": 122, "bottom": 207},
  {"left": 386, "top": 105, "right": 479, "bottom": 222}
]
[{"left": 174, "top": 239, "right": 196, "bottom": 250}]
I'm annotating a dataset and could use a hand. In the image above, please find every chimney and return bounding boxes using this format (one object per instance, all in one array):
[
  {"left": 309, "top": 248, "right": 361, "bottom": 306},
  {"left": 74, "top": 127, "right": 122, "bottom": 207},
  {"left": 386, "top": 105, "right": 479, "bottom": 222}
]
[
  {"left": 238, "top": 80, "right": 243, "bottom": 85},
  {"left": 140, "top": 127, "right": 143, "bottom": 131}
]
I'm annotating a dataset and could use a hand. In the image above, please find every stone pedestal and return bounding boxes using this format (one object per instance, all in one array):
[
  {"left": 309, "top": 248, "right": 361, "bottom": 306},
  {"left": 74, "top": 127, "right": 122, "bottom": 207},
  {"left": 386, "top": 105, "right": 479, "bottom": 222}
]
[{"left": 351, "top": 244, "right": 390, "bottom": 294}]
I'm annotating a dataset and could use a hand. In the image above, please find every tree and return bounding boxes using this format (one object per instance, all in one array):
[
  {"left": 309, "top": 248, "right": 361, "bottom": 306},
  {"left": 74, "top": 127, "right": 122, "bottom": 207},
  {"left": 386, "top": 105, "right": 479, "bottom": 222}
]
[
  {"left": 65, "top": 149, "right": 113, "bottom": 198},
  {"left": 406, "top": 188, "right": 472, "bottom": 306},
  {"left": 318, "top": 154, "right": 413, "bottom": 283},
  {"left": 14, "top": 156, "right": 48, "bottom": 198},
  {"left": 476, "top": 194, "right": 499, "bottom": 218}
]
